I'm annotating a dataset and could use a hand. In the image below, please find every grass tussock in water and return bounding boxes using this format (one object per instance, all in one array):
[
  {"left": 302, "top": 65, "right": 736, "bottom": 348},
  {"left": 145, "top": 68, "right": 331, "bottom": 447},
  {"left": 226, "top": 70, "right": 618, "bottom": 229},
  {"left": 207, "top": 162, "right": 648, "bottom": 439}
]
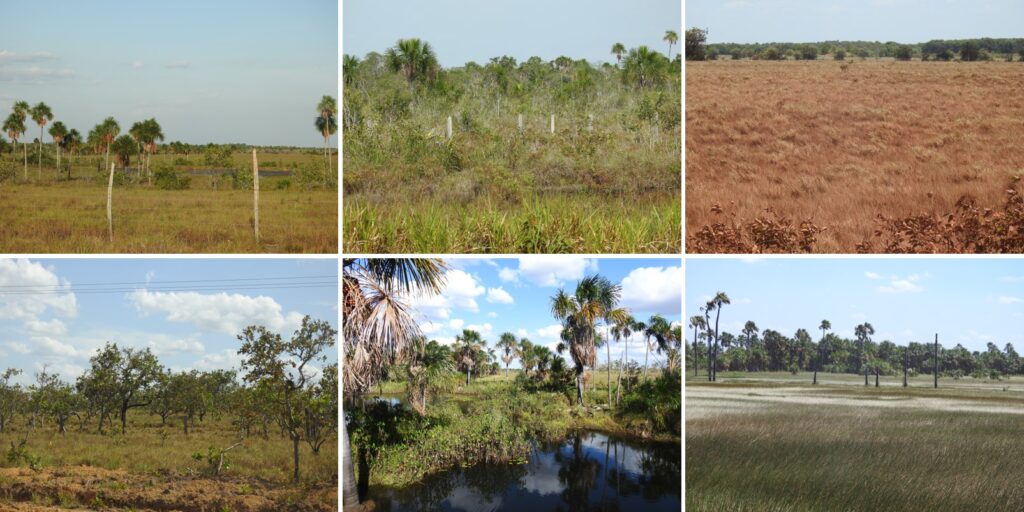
[{"left": 687, "top": 382, "right": 1024, "bottom": 511}]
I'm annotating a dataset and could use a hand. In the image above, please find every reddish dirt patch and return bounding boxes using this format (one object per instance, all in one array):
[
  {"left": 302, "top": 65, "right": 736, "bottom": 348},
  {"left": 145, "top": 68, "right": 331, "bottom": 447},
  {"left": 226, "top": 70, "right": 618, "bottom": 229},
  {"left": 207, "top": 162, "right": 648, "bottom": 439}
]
[{"left": 0, "top": 466, "right": 335, "bottom": 512}]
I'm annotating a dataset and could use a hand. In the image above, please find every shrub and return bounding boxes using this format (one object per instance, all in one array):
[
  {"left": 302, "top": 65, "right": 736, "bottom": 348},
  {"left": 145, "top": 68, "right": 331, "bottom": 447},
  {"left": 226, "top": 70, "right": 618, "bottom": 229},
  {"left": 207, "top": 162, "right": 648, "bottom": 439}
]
[
  {"left": 685, "top": 28, "right": 708, "bottom": 61},
  {"left": 960, "top": 41, "right": 980, "bottom": 61},
  {"left": 0, "top": 160, "right": 14, "bottom": 183},
  {"left": 203, "top": 146, "right": 233, "bottom": 168},
  {"left": 834, "top": 49, "right": 846, "bottom": 61},
  {"left": 153, "top": 168, "right": 191, "bottom": 190},
  {"left": 760, "top": 47, "right": 782, "bottom": 61},
  {"left": 687, "top": 205, "right": 824, "bottom": 253},
  {"left": 936, "top": 49, "right": 954, "bottom": 61},
  {"left": 895, "top": 45, "right": 913, "bottom": 61},
  {"left": 800, "top": 45, "right": 818, "bottom": 61}
]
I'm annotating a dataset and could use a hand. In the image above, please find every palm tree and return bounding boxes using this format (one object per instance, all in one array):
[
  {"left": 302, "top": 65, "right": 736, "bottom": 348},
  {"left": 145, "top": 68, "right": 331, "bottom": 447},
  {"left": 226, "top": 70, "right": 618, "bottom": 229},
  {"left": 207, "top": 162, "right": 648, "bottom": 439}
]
[
  {"left": 316, "top": 96, "right": 337, "bottom": 175},
  {"left": 48, "top": 121, "right": 68, "bottom": 177},
  {"left": 623, "top": 46, "right": 666, "bottom": 89},
  {"left": 518, "top": 338, "right": 536, "bottom": 377},
  {"left": 708, "top": 292, "right": 731, "bottom": 382},
  {"left": 603, "top": 307, "right": 630, "bottom": 405},
  {"left": 664, "top": 30, "right": 679, "bottom": 60},
  {"left": 29, "top": 103, "right": 53, "bottom": 175},
  {"left": 644, "top": 314, "right": 672, "bottom": 380},
  {"left": 3, "top": 113, "right": 26, "bottom": 179},
  {"left": 497, "top": 332, "right": 519, "bottom": 381},
  {"left": 140, "top": 118, "right": 164, "bottom": 182},
  {"left": 405, "top": 337, "right": 453, "bottom": 415},
  {"left": 385, "top": 38, "right": 439, "bottom": 84},
  {"left": 551, "top": 275, "right": 623, "bottom": 406},
  {"left": 611, "top": 43, "right": 626, "bottom": 67},
  {"left": 689, "top": 315, "right": 706, "bottom": 377},
  {"left": 815, "top": 320, "right": 831, "bottom": 385},
  {"left": 854, "top": 322, "right": 875, "bottom": 386},
  {"left": 455, "top": 329, "right": 483, "bottom": 385},
  {"left": 63, "top": 129, "right": 82, "bottom": 181},
  {"left": 341, "top": 258, "right": 448, "bottom": 508},
  {"left": 96, "top": 117, "right": 120, "bottom": 172},
  {"left": 343, "top": 54, "right": 360, "bottom": 86},
  {"left": 110, "top": 135, "right": 137, "bottom": 170},
  {"left": 10, "top": 101, "right": 29, "bottom": 177},
  {"left": 611, "top": 315, "right": 634, "bottom": 405}
]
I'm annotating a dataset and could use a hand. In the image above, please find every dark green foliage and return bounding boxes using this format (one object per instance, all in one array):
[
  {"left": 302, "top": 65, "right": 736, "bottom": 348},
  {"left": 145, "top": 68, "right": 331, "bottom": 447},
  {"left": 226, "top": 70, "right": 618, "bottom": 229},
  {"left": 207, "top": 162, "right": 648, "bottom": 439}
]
[
  {"left": 799, "top": 45, "right": 818, "bottom": 60},
  {"left": 203, "top": 145, "right": 233, "bottom": 168},
  {"left": 895, "top": 45, "right": 913, "bottom": 61},
  {"left": 759, "top": 47, "right": 782, "bottom": 61},
  {"left": 619, "top": 372, "right": 681, "bottom": 435},
  {"left": 685, "top": 28, "right": 708, "bottom": 61},
  {"left": 0, "top": 160, "right": 14, "bottom": 182},
  {"left": 961, "top": 40, "right": 981, "bottom": 61},
  {"left": 833, "top": 49, "right": 846, "bottom": 61}
]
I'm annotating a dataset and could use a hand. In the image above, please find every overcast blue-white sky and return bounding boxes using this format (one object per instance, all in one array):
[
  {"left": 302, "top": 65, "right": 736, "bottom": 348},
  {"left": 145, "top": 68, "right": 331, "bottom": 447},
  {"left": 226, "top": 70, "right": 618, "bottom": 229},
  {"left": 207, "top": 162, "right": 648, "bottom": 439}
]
[
  {"left": 0, "top": 0, "right": 337, "bottom": 146},
  {"left": 408, "top": 257, "right": 682, "bottom": 369},
  {"left": 686, "top": 258, "right": 1024, "bottom": 353},
  {"left": 0, "top": 259, "right": 337, "bottom": 386},
  {"left": 687, "top": 0, "right": 1024, "bottom": 44},
  {"left": 343, "top": 0, "right": 681, "bottom": 67}
]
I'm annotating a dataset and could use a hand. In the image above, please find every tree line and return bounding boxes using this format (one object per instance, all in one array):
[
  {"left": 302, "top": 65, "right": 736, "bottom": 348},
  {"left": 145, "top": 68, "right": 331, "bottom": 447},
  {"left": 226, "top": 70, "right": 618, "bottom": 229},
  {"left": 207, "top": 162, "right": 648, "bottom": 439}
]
[
  {"left": 0, "top": 316, "right": 336, "bottom": 483},
  {"left": 690, "top": 292, "right": 1023, "bottom": 382},
  {"left": 686, "top": 28, "right": 1024, "bottom": 62}
]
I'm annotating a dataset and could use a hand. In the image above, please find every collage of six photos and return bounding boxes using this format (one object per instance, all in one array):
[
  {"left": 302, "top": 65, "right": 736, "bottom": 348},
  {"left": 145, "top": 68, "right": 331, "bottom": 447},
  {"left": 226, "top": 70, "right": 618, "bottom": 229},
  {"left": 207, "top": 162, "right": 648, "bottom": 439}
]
[{"left": 1, "top": 0, "right": 1022, "bottom": 511}]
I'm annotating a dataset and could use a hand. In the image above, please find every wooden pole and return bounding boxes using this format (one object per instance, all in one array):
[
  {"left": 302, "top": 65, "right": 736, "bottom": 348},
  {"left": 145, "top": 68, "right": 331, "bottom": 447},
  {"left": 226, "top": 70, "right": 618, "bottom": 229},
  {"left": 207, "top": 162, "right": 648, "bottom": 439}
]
[
  {"left": 903, "top": 345, "right": 908, "bottom": 387},
  {"left": 446, "top": 116, "right": 452, "bottom": 140},
  {"left": 252, "top": 149, "right": 260, "bottom": 241},
  {"left": 934, "top": 333, "right": 939, "bottom": 388},
  {"left": 587, "top": 114, "right": 593, "bottom": 132},
  {"left": 550, "top": 114, "right": 555, "bottom": 134},
  {"left": 517, "top": 113, "right": 523, "bottom": 133},
  {"left": 106, "top": 163, "right": 114, "bottom": 242}
]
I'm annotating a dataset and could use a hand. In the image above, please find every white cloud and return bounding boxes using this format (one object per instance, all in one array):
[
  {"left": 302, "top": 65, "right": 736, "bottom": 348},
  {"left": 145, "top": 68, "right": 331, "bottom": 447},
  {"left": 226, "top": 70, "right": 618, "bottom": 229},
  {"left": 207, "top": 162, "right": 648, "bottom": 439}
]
[
  {"left": 508, "top": 257, "right": 597, "bottom": 287},
  {"left": 191, "top": 349, "right": 244, "bottom": 371},
  {"left": 127, "top": 289, "right": 304, "bottom": 335},
  {"left": 5, "top": 342, "right": 30, "bottom": 354},
  {"left": 445, "top": 270, "right": 485, "bottom": 311},
  {"left": 498, "top": 267, "right": 519, "bottom": 283},
  {"left": 449, "top": 319, "right": 465, "bottom": 330},
  {"left": 0, "top": 67, "right": 75, "bottom": 82},
  {"left": 146, "top": 337, "right": 205, "bottom": 355},
  {"left": 877, "top": 274, "right": 925, "bottom": 294},
  {"left": 536, "top": 324, "right": 564, "bottom": 341},
  {"left": 485, "top": 287, "right": 514, "bottom": 305},
  {"left": 487, "top": 312, "right": 498, "bottom": 318},
  {"left": 865, "top": 272, "right": 881, "bottom": 279},
  {"left": 409, "top": 294, "right": 451, "bottom": 320},
  {"left": 0, "top": 51, "right": 57, "bottom": 63},
  {"left": 24, "top": 318, "right": 68, "bottom": 338},
  {"left": 165, "top": 60, "right": 191, "bottom": 69},
  {"left": 465, "top": 323, "right": 493, "bottom": 337},
  {"left": 0, "top": 259, "right": 77, "bottom": 322},
  {"left": 420, "top": 321, "right": 445, "bottom": 334},
  {"left": 997, "top": 296, "right": 1022, "bottom": 304},
  {"left": 620, "top": 266, "right": 683, "bottom": 315},
  {"left": 516, "top": 328, "right": 528, "bottom": 338}
]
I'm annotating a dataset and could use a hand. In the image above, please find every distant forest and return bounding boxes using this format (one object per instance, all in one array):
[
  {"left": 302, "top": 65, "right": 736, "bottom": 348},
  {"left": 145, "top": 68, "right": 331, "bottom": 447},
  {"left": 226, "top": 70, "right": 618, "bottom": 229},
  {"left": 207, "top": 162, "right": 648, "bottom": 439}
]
[{"left": 686, "top": 29, "right": 1024, "bottom": 61}]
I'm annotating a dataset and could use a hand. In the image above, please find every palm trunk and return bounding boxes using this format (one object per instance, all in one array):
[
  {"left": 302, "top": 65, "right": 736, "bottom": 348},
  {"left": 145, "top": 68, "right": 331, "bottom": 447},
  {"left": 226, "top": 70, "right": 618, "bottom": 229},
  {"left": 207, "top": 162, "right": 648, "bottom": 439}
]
[
  {"left": 616, "top": 337, "right": 628, "bottom": 405},
  {"left": 575, "top": 369, "right": 584, "bottom": 406},
  {"left": 23, "top": 142, "right": 27, "bottom": 179},
  {"left": 713, "top": 309, "right": 722, "bottom": 382},
  {"left": 643, "top": 338, "right": 650, "bottom": 383},
  {"left": 56, "top": 146, "right": 61, "bottom": 177},
  {"left": 606, "top": 327, "right": 612, "bottom": 406},
  {"left": 693, "top": 326, "right": 699, "bottom": 377},
  {"left": 37, "top": 127, "right": 42, "bottom": 175}
]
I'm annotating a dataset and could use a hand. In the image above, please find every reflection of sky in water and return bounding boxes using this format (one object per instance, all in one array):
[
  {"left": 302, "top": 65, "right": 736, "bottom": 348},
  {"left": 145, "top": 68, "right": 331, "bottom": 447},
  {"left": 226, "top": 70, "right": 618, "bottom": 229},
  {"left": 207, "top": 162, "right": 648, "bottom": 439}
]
[{"left": 378, "top": 431, "right": 679, "bottom": 511}]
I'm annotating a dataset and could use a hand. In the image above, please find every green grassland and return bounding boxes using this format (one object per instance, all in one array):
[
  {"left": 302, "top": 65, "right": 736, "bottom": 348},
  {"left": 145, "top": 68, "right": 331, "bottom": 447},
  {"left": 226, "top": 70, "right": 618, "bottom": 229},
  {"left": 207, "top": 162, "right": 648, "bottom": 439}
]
[
  {"left": 0, "top": 148, "right": 336, "bottom": 253},
  {"left": 343, "top": 52, "right": 681, "bottom": 253},
  {"left": 687, "top": 372, "right": 1024, "bottom": 511}
]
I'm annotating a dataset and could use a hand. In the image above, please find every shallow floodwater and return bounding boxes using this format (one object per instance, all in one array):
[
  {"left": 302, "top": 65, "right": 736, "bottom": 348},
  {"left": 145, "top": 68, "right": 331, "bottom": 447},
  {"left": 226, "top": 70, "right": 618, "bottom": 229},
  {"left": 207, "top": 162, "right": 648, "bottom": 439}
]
[{"left": 372, "top": 431, "right": 680, "bottom": 512}]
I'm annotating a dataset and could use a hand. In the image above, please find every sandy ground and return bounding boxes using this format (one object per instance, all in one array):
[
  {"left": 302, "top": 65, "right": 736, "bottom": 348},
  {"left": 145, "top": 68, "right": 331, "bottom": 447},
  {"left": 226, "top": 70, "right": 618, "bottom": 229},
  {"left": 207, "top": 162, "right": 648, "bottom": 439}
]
[{"left": 687, "top": 385, "right": 1024, "bottom": 421}]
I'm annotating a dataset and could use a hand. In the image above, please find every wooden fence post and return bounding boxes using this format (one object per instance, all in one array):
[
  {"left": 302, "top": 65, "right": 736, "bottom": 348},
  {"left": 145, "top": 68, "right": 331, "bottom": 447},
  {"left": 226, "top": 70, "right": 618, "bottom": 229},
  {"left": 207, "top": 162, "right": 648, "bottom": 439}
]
[
  {"left": 903, "top": 346, "right": 908, "bottom": 387},
  {"left": 252, "top": 149, "right": 260, "bottom": 241},
  {"left": 588, "top": 114, "right": 593, "bottom": 132},
  {"left": 517, "top": 113, "right": 523, "bottom": 133},
  {"left": 106, "top": 163, "right": 114, "bottom": 242},
  {"left": 446, "top": 116, "right": 453, "bottom": 140},
  {"left": 550, "top": 114, "right": 555, "bottom": 134}
]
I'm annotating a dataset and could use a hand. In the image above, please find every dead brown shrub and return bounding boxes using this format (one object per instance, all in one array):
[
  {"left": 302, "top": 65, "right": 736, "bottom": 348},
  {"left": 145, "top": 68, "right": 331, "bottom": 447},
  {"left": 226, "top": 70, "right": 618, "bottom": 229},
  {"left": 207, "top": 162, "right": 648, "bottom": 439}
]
[{"left": 687, "top": 203, "right": 824, "bottom": 253}]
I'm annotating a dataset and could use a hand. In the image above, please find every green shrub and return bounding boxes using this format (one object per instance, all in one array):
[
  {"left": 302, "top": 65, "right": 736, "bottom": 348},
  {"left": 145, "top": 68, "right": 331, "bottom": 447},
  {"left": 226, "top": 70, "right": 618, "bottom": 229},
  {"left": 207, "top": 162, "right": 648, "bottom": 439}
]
[
  {"left": 0, "top": 160, "right": 14, "bottom": 182},
  {"left": 153, "top": 168, "right": 191, "bottom": 190},
  {"left": 834, "top": 49, "right": 846, "bottom": 61}
]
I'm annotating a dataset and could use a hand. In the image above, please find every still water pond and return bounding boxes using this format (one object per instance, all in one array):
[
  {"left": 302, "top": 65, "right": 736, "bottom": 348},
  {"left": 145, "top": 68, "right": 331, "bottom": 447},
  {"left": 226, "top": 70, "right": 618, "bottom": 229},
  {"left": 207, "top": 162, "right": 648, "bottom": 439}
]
[{"left": 373, "top": 430, "right": 680, "bottom": 512}]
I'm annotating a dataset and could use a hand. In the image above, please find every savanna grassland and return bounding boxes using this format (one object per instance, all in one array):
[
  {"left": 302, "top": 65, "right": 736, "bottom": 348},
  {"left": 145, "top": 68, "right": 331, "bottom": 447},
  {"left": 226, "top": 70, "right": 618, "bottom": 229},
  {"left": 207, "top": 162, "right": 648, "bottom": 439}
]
[
  {"left": 343, "top": 40, "right": 682, "bottom": 253},
  {"left": 0, "top": 148, "right": 337, "bottom": 253},
  {"left": 686, "top": 60, "right": 1024, "bottom": 253},
  {"left": 686, "top": 372, "right": 1024, "bottom": 511}
]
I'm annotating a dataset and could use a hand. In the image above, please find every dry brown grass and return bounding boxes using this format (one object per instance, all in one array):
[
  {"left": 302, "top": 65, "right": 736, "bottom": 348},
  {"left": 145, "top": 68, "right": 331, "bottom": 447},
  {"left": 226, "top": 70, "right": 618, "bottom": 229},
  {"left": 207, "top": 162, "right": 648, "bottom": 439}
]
[{"left": 686, "top": 60, "right": 1024, "bottom": 253}]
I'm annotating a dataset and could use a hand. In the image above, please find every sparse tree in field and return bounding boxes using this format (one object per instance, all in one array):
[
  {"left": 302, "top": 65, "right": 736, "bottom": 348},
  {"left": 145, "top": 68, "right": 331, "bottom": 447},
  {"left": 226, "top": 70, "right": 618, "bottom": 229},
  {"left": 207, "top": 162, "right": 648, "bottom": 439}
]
[
  {"left": 238, "top": 316, "right": 336, "bottom": 484},
  {"left": 405, "top": 338, "right": 452, "bottom": 415},
  {"left": 110, "top": 134, "right": 137, "bottom": 170},
  {"left": 316, "top": 95, "right": 337, "bottom": 175},
  {"left": 518, "top": 338, "right": 537, "bottom": 377},
  {"left": 690, "top": 316, "right": 707, "bottom": 377},
  {"left": 454, "top": 329, "right": 483, "bottom": 385},
  {"left": 34, "top": 370, "right": 80, "bottom": 435},
  {"left": 551, "top": 275, "right": 624, "bottom": 406},
  {"left": 385, "top": 38, "right": 439, "bottom": 84},
  {"left": 895, "top": 45, "right": 913, "bottom": 61},
  {"left": 4, "top": 108, "right": 28, "bottom": 178},
  {"left": 760, "top": 47, "right": 782, "bottom": 61},
  {"left": 0, "top": 369, "right": 23, "bottom": 433},
  {"left": 133, "top": 118, "right": 165, "bottom": 182},
  {"left": 611, "top": 42, "right": 626, "bottom": 66},
  {"left": 342, "top": 258, "right": 448, "bottom": 507},
  {"left": 48, "top": 121, "right": 68, "bottom": 176},
  {"left": 88, "top": 343, "right": 162, "bottom": 434},
  {"left": 305, "top": 363, "right": 338, "bottom": 455},
  {"left": 685, "top": 28, "right": 708, "bottom": 61},
  {"left": 29, "top": 102, "right": 52, "bottom": 175},
  {"left": 95, "top": 117, "right": 120, "bottom": 172},
  {"left": 936, "top": 48, "right": 954, "bottom": 61},
  {"left": 854, "top": 323, "right": 875, "bottom": 385},
  {"left": 168, "top": 370, "right": 210, "bottom": 435},
  {"left": 603, "top": 308, "right": 630, "bottom": 404},
  {"left": 815, "top": 320, "right": 831, "bottom": 384},
  {"left": 834, "top": 49, "right": 847, "bottom": 61},
  {"left": 61, "top": 129, "right": 81, "bottom": 180},
  {"left": 800, "top": 45, "right": 818, "bottom": 61},
  {"left": 664, "top": 30, "right": 679, "bottom": 60},
  {"left": 707, "top": 292, "right": 730, "bottom": 382},
  {"left": 642, "top": 315, "right": 671, "bottom": 381}
]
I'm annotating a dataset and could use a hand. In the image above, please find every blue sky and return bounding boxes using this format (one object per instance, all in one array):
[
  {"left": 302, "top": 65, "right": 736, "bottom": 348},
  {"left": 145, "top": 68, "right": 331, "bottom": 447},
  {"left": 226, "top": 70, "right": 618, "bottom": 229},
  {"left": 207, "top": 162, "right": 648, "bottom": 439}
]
[
  {"left": 0, "top": 258, "right": 337, "bottom": 386},
  {"left": 686, "top": 258, "right": 1024, "bottom": 352},
  {"left": 343, "top": 0, "right": 681, "bottom": 67},
  {"left": 408, "top": 257, "right": 682, "bottom": 369},
  {"left": 687, "top": 0, "right": 1024, "bottom": 44},
  {"left": 0, "top": 0, "right": 337, "bottom": 146}
]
